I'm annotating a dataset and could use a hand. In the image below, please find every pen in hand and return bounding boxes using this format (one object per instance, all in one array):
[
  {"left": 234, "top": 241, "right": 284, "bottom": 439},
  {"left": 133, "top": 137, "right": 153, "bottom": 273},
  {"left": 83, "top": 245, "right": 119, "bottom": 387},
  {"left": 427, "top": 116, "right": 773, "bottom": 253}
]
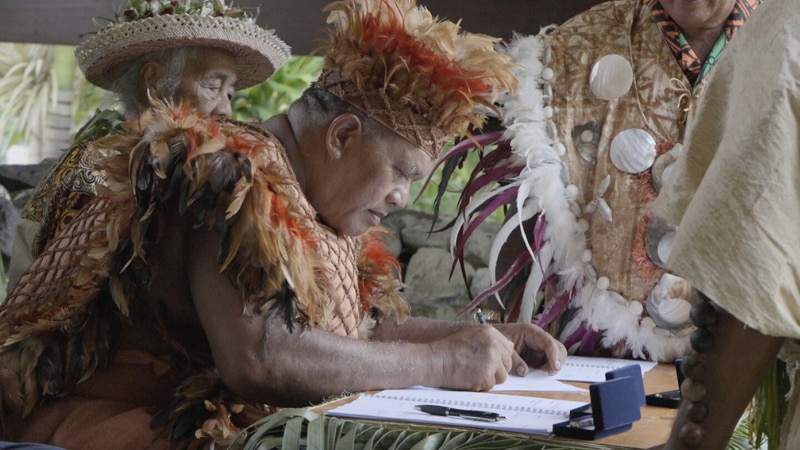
[{"left": 415, "top": 404, "right": 506, "bottom": 422}]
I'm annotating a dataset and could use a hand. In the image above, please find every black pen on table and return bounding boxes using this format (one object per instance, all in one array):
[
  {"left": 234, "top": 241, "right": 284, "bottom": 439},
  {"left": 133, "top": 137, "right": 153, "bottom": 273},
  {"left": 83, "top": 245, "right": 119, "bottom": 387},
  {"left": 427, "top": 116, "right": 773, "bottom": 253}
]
[{"left": 415, "top": 404, "right": 505, "bottom": 422}]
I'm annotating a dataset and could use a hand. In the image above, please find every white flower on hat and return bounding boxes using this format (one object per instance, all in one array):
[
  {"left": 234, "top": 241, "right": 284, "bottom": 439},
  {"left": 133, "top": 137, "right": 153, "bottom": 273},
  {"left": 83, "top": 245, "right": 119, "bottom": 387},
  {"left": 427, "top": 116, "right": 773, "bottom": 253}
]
[
  {"left": 200, "top": 1, "right": 215, "bottom": 16},
  {"left": 115, "top": 0, "right": 252, "bottom": 24}
]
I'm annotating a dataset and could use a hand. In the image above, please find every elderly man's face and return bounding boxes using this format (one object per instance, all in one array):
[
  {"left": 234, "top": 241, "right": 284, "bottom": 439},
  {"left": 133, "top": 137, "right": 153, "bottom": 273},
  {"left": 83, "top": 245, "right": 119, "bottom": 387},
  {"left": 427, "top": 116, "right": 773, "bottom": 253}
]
[
  {"left": 307, "top": 123, "right": 433, "bottom": 237},
  {"left": 177, "top": 47, "right": 238, "bottom": 117}
]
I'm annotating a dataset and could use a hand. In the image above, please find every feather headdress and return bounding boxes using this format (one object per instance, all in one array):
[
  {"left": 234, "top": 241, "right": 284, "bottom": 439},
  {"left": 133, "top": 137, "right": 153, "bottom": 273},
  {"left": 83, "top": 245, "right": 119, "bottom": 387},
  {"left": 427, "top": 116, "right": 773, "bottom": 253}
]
[{"left": 314, "top": 0, "right": 517, "bottom": 158}]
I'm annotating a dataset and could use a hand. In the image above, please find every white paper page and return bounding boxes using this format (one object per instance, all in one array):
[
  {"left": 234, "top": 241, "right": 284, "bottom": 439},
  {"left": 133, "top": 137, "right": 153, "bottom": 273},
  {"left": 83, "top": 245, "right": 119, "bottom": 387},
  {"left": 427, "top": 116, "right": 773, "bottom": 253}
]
[
  {"left": 554, "top": 356, "right": 657, "bottom": 383},
  {"left": 490, "top": 369, "right": 586, "bottom": 392},
  {"left": 327, "top": 390, "right": 586, "bottom": 435}
]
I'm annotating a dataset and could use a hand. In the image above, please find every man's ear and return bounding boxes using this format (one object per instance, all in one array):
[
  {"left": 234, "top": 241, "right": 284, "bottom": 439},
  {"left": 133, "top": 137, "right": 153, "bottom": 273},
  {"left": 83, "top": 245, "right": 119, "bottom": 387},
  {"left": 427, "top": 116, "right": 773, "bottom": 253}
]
[
  {"left": 326, "top": 113, "right": 362, "bottom": 159},
  {"left": 140, "top": 61, "right": 165, "bottom": 99}
]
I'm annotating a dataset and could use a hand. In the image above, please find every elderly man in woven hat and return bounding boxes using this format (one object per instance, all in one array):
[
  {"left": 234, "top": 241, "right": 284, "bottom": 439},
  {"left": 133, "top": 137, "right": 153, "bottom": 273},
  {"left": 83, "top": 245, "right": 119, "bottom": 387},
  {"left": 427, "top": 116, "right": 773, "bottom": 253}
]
[
  {"left": 0, "top": 0, "right": 566, "bottom": 448},
  {"left": 7, "top": 0, "right": 290, "bottom": 288}
]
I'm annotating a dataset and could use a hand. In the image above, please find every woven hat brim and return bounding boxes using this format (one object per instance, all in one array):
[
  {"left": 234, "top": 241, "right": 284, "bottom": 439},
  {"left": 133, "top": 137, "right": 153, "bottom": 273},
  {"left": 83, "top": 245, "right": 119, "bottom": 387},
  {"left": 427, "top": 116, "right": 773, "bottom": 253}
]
[{"left": 76, "top": 14, "right": 291, "bottom": 90}]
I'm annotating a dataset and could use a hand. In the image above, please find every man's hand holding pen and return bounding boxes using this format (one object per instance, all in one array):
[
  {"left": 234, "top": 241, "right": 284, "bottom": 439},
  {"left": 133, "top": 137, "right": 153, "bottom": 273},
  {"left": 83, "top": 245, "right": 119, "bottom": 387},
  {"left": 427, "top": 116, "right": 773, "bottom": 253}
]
[
  {"left": 474, "top": 309, "right": 566, "bottom": 377},
  {"left": 422, "top": 314, "right": 566, "bottom": 392},
  {"left": 491, "top": 322, "right": 567, "bottom": 377}
]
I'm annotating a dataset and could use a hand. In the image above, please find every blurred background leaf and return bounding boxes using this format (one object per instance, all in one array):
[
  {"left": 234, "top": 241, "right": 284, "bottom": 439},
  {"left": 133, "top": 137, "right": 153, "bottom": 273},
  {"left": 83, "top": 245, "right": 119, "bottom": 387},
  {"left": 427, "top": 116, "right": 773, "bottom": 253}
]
[{"left": 232, "top": 55, "right": 324, "bottom": 122}]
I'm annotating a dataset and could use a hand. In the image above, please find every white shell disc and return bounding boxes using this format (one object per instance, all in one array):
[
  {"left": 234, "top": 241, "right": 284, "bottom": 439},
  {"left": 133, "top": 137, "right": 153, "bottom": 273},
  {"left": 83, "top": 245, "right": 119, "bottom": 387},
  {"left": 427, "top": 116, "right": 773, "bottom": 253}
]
[
  {"left": 589, "top": 54, "right": 634, "bottom": 100},
  {"left": 609, "top": 128, "right": 657, "bottom": 173},
  {"left": 657, "top": 231, "right": 675, "bottom": 265}
]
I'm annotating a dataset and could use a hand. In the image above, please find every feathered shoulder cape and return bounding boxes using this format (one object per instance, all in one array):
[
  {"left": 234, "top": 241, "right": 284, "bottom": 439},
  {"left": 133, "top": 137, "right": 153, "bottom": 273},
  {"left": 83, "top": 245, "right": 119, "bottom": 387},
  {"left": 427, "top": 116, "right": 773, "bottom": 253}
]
[{"left": 0, "top": 101, "right": 408, "bottom": 445}]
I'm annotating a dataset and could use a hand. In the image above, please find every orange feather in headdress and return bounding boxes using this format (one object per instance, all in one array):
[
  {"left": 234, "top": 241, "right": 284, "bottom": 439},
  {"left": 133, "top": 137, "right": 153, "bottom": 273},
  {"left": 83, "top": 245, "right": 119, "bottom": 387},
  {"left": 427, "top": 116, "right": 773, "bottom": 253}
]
[{"left": 317, "top": 0, "right": 517, "bottom": 156}]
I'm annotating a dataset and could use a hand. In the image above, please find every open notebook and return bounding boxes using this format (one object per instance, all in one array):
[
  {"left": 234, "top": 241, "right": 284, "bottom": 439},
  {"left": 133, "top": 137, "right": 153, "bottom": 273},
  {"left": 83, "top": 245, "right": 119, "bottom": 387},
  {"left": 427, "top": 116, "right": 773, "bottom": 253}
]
[{"left": 326, "top": 389, "right": 586, "bottom": 435}]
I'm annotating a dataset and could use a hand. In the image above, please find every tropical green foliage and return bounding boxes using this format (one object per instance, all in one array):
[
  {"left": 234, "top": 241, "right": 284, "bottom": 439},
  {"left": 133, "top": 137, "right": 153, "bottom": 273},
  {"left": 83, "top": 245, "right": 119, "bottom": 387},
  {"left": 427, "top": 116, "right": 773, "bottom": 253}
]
[
  {"left": 747, "top": 359, "right": 790, "bottom": 450},
  {"left": 0, "top": 43, "right": 56, "bottom": 154},
  {"left": 232, "top": 55, "right": 324, "bottom": 122},
  {"left": 72, "top": 74, "right": 116, "bottom": 128},
  {"left": 411, "top": 149, "right": 502, "bottom": 223}
]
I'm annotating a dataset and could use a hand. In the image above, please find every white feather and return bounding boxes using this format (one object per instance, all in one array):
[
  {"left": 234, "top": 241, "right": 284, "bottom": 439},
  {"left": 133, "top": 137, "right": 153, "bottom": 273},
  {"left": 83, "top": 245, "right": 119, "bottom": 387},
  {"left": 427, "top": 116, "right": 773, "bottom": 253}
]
[{"left": 487, "top": 199, "right": 541, "bottom": 286}]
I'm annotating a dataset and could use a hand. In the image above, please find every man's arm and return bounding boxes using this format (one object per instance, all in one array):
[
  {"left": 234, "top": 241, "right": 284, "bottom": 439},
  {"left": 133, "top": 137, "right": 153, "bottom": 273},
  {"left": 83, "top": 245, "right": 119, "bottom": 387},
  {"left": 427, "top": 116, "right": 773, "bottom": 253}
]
[
  {"left": 654, "top": 301, "right": 783, "bottom": 450},
  {"left": 370, "top": 316, "right": 565, "bottom": 375},
  {"left": 186, "top": 227, "right": 524, "bottom": 407}
]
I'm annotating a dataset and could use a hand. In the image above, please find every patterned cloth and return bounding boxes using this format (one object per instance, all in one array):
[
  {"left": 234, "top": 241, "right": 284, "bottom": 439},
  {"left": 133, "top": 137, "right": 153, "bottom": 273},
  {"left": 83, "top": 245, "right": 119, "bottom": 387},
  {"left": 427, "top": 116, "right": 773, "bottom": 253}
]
[
  {"left": 647, "top": 0, "right": 759, "bottom": 86},
  {"left": 20, "top": 141, "right": 109, "bottom": 257},
  {"left": 653, "top": 2, "right": 800, "bottom": 447},
  {"left": 0, "top": 105, "right": 406, "bottom": 448},
  {"left": 7, "top": 111, "right": 124, "bottom": 289}
]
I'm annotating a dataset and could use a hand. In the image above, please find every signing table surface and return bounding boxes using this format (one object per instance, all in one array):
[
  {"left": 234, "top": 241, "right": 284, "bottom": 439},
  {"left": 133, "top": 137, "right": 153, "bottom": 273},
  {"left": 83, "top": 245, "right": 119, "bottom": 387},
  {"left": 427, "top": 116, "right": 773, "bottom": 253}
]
[{"left": 314, "top": 363, "right": 679, "bottom": 449}]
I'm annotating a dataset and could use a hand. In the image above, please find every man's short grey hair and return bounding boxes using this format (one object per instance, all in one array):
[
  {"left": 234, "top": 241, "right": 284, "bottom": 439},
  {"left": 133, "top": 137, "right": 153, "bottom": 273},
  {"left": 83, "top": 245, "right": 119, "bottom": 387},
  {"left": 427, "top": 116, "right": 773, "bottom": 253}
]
[{"left": 296, "top": 88, "right": 394, "bottom": 138}]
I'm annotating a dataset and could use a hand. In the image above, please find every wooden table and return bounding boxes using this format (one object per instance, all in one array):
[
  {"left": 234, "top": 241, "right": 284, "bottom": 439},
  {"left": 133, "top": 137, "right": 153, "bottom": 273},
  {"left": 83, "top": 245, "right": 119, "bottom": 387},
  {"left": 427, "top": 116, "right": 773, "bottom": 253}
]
[{"left": 315, "top": 363, "right": 679, "bottom": 449}]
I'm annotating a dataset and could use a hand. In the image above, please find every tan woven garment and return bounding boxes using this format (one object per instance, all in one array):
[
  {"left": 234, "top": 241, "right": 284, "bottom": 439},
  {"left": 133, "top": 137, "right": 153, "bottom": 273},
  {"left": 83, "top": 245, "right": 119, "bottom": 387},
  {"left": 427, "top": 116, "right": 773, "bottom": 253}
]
[
  {"left": 0, "top": 197, "right": 110, "bottom": 347},
  {"left": 0, "top": 197, "right": 115, "bottom": 418},
  {"left": 311, "top": 231, "right": 363, "bottom": 336},
  {"left": 548, "top": 0, "right": 693, "bottom": 304},
  {"left": 255, "top": 128, "right": 365, "bottom": 337}
]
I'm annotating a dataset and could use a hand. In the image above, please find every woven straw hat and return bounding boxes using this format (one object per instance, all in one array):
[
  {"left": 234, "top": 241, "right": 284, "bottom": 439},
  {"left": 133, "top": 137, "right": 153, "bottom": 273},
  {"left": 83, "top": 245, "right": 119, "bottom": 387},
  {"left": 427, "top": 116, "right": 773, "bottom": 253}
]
[{"left": 75, "top": 13, "right": 291, "bottom": 90}]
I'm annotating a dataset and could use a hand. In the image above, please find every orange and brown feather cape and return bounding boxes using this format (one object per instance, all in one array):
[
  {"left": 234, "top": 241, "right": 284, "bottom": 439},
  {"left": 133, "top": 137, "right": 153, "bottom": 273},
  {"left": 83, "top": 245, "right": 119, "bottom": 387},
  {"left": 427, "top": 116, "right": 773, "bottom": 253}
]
[{"left": 0, "top": 100, "right": 408, "bottom": 446}]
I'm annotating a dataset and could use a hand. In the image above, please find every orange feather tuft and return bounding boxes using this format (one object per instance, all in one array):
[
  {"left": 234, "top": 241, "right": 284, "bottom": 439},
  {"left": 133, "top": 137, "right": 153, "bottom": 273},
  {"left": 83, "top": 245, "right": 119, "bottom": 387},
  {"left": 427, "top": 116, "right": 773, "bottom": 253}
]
[{"left": 317, "top": 0, "right": 517, "bottom": 155}]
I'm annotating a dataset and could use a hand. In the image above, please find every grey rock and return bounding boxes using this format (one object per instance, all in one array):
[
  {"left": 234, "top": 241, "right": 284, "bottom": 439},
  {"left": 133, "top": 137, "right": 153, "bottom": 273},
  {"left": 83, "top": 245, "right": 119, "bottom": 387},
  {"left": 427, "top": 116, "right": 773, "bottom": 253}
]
[
  {"left": 0, "top": 160, "right": 55, "bottom": 193},
  {"left": 375, "top": 227, "right": 403, "bottom": 258},
  {"left": 470, "top": 267, "right": 493, "bottom": 300},
  {"left": 462, "top": 220, "right": 502, "bottom": 268},
  {"left": 12, "top": 188, "right": 34, "bottom": 211},
  {"left": 382, "top": 209, "right": 452, "bottom": 252},
  {"left": 403, "top": 247, "right": 474, "bottom": 321}
]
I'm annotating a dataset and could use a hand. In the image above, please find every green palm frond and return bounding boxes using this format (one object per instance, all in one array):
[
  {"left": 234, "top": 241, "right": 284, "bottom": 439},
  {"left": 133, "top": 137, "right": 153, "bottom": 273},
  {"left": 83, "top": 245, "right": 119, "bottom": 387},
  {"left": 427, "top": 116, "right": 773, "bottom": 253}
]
[
  {"left": 728, "top": 419, "right": 763, "bottom": 450},
  {"left": 748, "top": 359, "right": 790, "bottom": 450},
  {"left": 235, "top": 405, "right": 768, "bottom": 450},
  {"left": 238, "top": 408, "right": 629, "bottom": 450},
  {"left": 0, "top": 43, "right": 56, "bottom": 153},
  {"left": 727, "top": 412, "right": 771, "bottom": 450}
]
